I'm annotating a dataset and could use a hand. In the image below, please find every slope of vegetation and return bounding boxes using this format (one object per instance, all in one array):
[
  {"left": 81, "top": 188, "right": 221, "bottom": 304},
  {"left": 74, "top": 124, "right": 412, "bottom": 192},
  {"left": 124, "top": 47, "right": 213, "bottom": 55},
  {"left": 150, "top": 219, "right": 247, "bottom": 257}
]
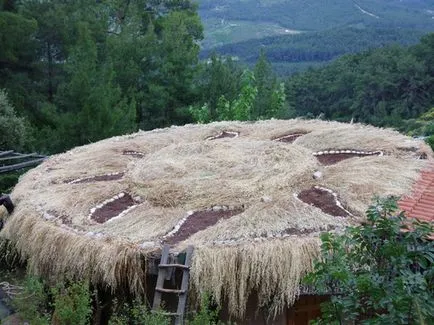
[
  {"left": 0, "top": 0, "right": 203, "bottom": 153},
  {"left": 201, "top": 27, "right": 427, "bottom": 75},
  {"left": 286, "top": 33, "right": 434, "bottom": 130},
  {"left": 198, "top": 0, "right": 434, "bottom": 48},
  {"left": 1, "top": 0, "right": 433, "bottom": 155}
]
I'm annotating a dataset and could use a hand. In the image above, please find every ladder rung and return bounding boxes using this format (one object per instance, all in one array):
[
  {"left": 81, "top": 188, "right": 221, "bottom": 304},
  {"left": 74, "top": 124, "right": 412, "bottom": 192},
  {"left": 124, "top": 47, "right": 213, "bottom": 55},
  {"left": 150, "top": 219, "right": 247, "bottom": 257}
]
[
  {"left": 159, "top": 263, "right": 190, "bottom": 269},
  {"left": 155, "top": 287, "right": 186, "bottom": 294}
]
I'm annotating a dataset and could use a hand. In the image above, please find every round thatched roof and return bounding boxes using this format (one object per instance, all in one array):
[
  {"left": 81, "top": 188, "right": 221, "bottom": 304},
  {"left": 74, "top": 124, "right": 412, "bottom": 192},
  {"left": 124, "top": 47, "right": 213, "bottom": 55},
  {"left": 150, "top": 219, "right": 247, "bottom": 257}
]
[{"left": 1, "top": 119, "right": 432, "bottom": 317}]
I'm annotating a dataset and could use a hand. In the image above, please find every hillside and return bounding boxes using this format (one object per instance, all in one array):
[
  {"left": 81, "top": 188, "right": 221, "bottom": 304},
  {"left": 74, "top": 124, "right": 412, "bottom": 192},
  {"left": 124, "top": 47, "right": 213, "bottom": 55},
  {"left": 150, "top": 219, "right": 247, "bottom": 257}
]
[
  {"left": 200, "top": 27, "right": 427, "bottom": 75},
  {"left": 199, "top": 0, "right": 434, "bottom": 49},
  {"left": 198, "top": 0, "right": 434, "bottom": 75}
]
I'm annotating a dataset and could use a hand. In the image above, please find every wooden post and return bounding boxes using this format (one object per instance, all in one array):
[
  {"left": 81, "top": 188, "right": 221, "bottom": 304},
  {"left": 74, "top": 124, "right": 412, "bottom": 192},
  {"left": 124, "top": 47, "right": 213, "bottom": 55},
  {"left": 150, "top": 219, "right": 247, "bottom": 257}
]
[
  {"left": 175, "top": 245, "right": 194, "bottom": 325},
  {"left": 152, "top": 244, "right": 170, "bottom": 311}
]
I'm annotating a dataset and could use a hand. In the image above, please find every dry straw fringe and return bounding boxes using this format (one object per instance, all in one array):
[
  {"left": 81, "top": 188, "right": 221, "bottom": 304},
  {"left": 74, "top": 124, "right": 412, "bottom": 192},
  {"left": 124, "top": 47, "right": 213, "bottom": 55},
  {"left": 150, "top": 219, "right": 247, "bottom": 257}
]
[
  {"left": 1, "top": 212, "right": 150, "bottom": 296},
  {"left": 0, "top": 236, "right": 20, "bottom": 266},
  {"left": 190, "top": 237, "right": 321, "bottom": 319}
]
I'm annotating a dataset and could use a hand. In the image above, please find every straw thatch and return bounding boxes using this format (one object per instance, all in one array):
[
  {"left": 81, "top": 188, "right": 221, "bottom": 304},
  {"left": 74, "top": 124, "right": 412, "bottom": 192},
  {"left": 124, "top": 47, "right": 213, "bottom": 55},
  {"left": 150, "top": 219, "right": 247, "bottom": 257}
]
[{"left": 0, "top": 119, "right": 432, "bottom": 318}]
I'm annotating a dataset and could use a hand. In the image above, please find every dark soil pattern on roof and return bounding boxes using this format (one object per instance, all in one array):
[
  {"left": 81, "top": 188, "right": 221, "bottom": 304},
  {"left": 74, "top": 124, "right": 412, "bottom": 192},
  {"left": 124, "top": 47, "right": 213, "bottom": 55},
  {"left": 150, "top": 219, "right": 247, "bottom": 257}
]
[
  {"left": 206, "top": 131, "right": 238, "bottom": 140},
  {"left": 164, "top": 207, "right": 244, "bottom": 245},
  {"left": 316, "top": 152, "right": 381, "bottom": 165},
  {"left": 298, "top": 187, "right": 349, "bottom": 217},
  {"left": 91, "top": 193, "right": 135, "bottom": 223},
  {"left": 274, "top": 132, "right": 307, "bottom": 143}
]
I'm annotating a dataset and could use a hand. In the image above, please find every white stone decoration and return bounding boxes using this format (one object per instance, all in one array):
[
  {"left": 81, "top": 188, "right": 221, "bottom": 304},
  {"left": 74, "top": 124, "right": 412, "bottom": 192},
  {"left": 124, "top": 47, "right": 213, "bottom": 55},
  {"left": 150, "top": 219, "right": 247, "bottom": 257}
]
[
  {"left": 67, "top": 171, "right": 124, "bottom": 184},
  {"left": 312, "top": 150, "right": 384, "bottom": 157}
]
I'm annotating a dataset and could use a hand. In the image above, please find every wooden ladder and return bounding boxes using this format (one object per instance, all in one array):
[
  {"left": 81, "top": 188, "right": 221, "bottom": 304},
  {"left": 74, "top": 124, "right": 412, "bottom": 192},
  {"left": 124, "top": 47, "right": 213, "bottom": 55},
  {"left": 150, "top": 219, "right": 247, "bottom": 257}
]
[{"left": 152, "top": 244, "right": 194, "bottom": 325}]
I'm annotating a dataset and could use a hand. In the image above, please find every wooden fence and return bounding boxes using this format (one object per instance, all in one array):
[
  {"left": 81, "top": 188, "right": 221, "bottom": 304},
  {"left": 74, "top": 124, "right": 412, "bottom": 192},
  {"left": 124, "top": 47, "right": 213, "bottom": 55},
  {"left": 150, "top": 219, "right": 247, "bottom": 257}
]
[{"left": 0, "top": 151, "right": 47, "bottom": 174}]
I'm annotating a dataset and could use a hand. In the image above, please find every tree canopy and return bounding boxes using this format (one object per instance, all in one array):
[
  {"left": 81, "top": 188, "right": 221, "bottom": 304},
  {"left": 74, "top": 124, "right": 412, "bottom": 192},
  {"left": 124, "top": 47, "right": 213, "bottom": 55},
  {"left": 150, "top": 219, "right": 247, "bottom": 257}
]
[{"left": 0, "top": 0, "right": 203, "bottom": 153}]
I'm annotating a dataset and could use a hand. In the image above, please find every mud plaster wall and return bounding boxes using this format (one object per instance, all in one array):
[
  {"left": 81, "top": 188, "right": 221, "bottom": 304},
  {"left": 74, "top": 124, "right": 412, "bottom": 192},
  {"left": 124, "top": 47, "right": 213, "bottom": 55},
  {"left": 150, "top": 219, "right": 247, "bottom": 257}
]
[{"left": 219, "top": 294, "right": 287, "bottom": 325}]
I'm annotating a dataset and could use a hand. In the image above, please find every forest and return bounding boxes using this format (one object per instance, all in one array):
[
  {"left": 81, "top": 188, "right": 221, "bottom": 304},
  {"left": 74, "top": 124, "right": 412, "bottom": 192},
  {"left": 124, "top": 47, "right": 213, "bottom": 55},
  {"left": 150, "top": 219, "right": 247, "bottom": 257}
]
[
  {"left": 198, "top": 0, "right": 434, "bottom": 50},
  {"left": 1, "top": 0, "right": 433, "bottom": 159},
  {"left": 201, "top": 27, "right": 427, "bottom": 75},
  {"left": 198, "top": 0, "right": 434, "bottom": 32}
]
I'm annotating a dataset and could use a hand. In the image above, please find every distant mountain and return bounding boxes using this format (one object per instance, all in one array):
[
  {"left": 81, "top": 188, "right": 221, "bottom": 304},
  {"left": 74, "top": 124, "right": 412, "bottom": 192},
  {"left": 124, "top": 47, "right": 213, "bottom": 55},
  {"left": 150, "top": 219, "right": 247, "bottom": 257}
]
[
  {"left": 197, "top": 0, "right": 434, "bottom": 75},
  {"left": 198, "top": 0, "right": 434, "bottom": 49},
  {"left": 201, "top": 27, "right": 428, "bottom": 75}
]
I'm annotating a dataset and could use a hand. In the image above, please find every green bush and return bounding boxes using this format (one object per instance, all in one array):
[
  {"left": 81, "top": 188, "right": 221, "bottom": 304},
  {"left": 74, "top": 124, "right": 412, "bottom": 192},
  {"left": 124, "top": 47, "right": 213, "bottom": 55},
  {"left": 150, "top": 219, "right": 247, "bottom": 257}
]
[
  {"left": 10, "top": 276, "right": 92, "bottom": 325},
  {"left": 51, "top": 281, "right": 92, "bottom": 325},
  {"left": 426, "top": 135, "right": 434, "bottom": 151},
  {"left": 305, "top": 197, "right": 434, "bottom": 324},
  {"left": 12, "top": 276, "right": 50, "bottom": 325},
  {"left": 109, "top": 299, "right": 170, "bottom": 325},
  {"left": 109, "top": 294, "right": 233, "bottom": 325},
  {"left": 0, "top": 169, "right": 29, "bottom": 193},
  {"left": 189, "top": 103, "right": 211, "bottom": 124},
  {"left": 0, "top": 89, "right": 29, "bottom": 151},
  {"left": 187, "top": 293, "right": 221, "bottom": 325}
]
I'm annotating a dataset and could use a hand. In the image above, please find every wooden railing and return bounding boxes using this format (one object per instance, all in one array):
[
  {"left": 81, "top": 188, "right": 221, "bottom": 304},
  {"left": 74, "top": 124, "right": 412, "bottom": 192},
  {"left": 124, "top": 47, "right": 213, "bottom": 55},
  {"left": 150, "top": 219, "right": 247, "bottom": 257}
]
[{"left": 0, "top": 151, "right": 47, "bottom": 174}]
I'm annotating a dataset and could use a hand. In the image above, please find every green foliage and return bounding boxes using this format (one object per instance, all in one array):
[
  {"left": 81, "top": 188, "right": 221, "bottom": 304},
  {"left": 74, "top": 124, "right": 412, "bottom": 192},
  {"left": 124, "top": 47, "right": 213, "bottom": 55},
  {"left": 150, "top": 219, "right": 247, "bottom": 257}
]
[
  {"left": 109, "top": 299, "right": 170, "bottom": 325},
  {"left": 49, "top": 21, "right": 136, "bottom": 152},
  {"left": 253, "top": 51, "right": 288, "bottom": 119},
  {"left": 305, "top": 197, "right": 434, "bottom": 324},
  {"left": 269, "top": 82, "right": 288, "bottom": 118},
  {"left": 215, "top": 70, "right": 257, "bottom": 121},
  {"left": 187, "top": 293, "right": 221, "bottom": 325},
  {"left": 196, "top": 54, "right": 243, "bottom": 120},
  {"left": 402, "top": 107, "right": 434, "bottom": 151},
  {"left": 189, "top": 103, "right": 211, "bottom": 124},
  {"left": 12, "top": 276, "right": 50, "bottom": 325},
  {"left": 231, "top": 70, "right": 257, "bottom": 121},
  {"left": 0, "top": 169, "right": 27, "bottom": 193},
  {"left": 192, "top": 51, "right": 288, "bottom": 123},
  {"left": 10, "top": 276, "right": 92, "bottom": 325},
  {"left": 7, "top": 275, "right": 232, "bottom": 324},
  {"left": 203, "top": 27, "right": 427, "bottom": 76},
  {"left": 199, "top": 0, "right": 433, "bottom": 42},
  {"left": 51, "top": 281, "right": 92, "bottom": 325},
  {"left": 0, "top": 89, "right": 29, "bottom": 151},
  {"left": 426, "top": 135, "right": 434, "bottom": 151},
  {"left": 286, "top": 34, "right": 434, "bottom": 127},
  {"left": 109, "top": 294, "right": 233, "bottom": 325},
  {"left": 0, "top": 0, "right": 203, "bottom": 154},
  {"left": 0, "top": 10, "right": 36, "bottom": 67}
]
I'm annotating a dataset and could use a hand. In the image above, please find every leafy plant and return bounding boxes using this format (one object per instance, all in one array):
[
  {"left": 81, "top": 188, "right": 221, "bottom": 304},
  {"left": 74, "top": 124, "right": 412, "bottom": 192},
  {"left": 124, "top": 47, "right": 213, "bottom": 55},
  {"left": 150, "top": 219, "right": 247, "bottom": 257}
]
[
  {"left": 109, "top": 294, "right": 234, "bottom": 325},
  {"left": 0, "top": 89, "right": 30, "bottom": 151},
  {"left": 109, "top": 299, "right": 170, "bottom": 325},
  {"left": 51, "top": 280, "right": 92, "bottom": 325},
  {"left": 426, "top": 135, "right": 434, "bottom": 151},
  {"left": 305, "top": 197, "right": 434, "bottom": 325},
  {"left": 188, "top": 293, "right": 221, "bottom": 325},
  {"left": 189, "top": 103, "right": 211, "bottom": 124},
  {"left": 216, "top": 70, "right": 258, "bottom": 121},
  {"left": 12, "top": 276, "right": 50, "bottom": 325}
]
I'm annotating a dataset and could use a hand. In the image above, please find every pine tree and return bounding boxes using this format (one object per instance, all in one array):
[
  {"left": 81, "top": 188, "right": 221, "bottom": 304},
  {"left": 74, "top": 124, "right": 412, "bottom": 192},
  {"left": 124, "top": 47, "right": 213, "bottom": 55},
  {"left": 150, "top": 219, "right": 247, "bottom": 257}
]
[{"left": 54, "top": 22, "right": 135, "bottom": 150}]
